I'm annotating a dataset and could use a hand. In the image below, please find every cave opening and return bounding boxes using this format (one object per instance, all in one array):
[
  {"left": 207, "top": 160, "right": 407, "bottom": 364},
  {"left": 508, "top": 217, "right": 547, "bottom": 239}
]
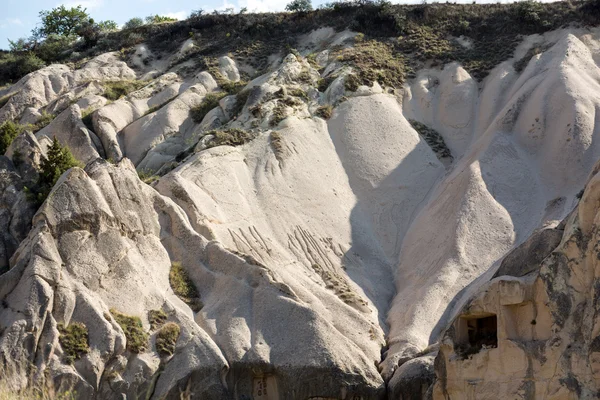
[{"left": 455, "top": 314, "right": 498, "bottom": 358}]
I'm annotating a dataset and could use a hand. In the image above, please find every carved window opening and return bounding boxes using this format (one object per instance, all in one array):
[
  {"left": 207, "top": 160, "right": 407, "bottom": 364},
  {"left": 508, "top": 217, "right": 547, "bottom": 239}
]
[{"left": 455, "top": 314, "right": 498, "bottom": 358}]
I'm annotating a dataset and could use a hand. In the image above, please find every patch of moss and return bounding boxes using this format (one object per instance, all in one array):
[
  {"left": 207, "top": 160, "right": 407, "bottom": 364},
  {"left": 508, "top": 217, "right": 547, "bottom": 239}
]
[
  {"left": 205, "top": 128, "right": 256, "bottom": 149},
  {"left": 220, "top": 79, "right": 248, "bottom": 95},
  {"left": 58, "top": 322, "right": 89, "bottom": 364},
  {"left": 137, "top": 169, "right": 159, "bottom": 184},
  {"left": 344, "top": 74, "right": 361, "bottom": 92},
  {"left": 110, "top": 308, "right": 149, "bottom": 353},
  {"left": 288, "top": 87, "right": 308, "bottom": 100},
  {"left": 102, "top": 80, "right": 147, "bottom": 101},
  {"left": 148, "top": 309, "right": 168, "bottom": 330},
  {"left": 169, "top": 262, "right": 203, "bottom": 312},
  {"left": 297, "top": 69, "right": 314, "bottom": 84},
  {"left": 317, "top": 76, "right": 337, "bottom": 93},
  {"left": 270, "top": 103, "right": 287, "bottom": 127},
  {"left": 155, "top": 322, "right": 181, "bottom": 356},
  {"left": 315, "top": 105, "right": 333, "bottom": 120},
  {"left": 190, "top": 92, "right": 226, "bottom": 123}
]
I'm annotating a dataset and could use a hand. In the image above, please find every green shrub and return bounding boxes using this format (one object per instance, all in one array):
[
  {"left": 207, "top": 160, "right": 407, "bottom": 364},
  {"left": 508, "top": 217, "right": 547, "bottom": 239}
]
[
  {"left": 58, "top": 322, "right": 89, "bottom": 364},
  {"left": 155, "top": 322, "right": 181, "bottom": 356},
  {"left": 220, "top": 80, "right": 247, "bottom": 95},
  {"left": 315, "top": 105, "right": 333, "bottom": 119},
  {"left": 35, "top": 5, "right": 90, "bottom": 38},
  {"left": 0, "top": 121, "right": 23, "bottom": 154},
  {"left": 270, "top": 103, "right": 288, "bottom": 127},
  {"left": 123, "top": 17, "right": 144, "bottom": 30},
  {"left": 190, "top": 92, "right": 226, "bottom": 123},
  {"left": 110, "top": 309, "right": 149, "bottom": 353},
  {"left": 169, "top": 262, "right": 202, "bottom": 311},
  {"left": 286, "top": 0, "right": 313, "bottom": 12},
  {"left": 344, "top": 74, "right": 361, "bottom": 91},
  {"left": 137, "top": 169, "right": 159, "bottom": 184},
  {"left": 35, "top": 34, "right": 76, "bottom": 63},
  {"left": 148, "top": 309, "right": 167, "bottom": 330},
  {"left": 26, "top": 137, "right": 82, "bottom": 205},
  {"left": 102, "top": 80, "right": 147, "bottom": 101},
  {"left": 270, "top": 131, "right": 284, "bottom": 161},
  {"left": 0, "top": 52, "right": 46, "bottom": 85}
]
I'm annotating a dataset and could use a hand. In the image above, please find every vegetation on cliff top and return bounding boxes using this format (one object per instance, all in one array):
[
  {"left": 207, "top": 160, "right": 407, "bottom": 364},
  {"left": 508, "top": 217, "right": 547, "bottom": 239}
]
[{"left": 1, "top": 1, "right": 600, "bottom": 87}]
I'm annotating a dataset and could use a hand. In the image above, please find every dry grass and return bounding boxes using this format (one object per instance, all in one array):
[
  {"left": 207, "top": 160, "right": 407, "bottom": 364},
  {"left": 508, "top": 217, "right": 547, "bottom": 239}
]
[
  {"left": 0, "top": 364, "right": 76, "bottom": 400},
  {"left": 148, "top": 309, "right": 168, "bottom": 330},
  {"left": 57, "top": 322, "right": 89, "bottom": 365},
  {"left": 270, "top": 131, "right": 284, "bottom": 162},
  {"left": 315, "top": 105, "right": 333, "bottom": 120},
  {"left": 110, "top": 309, "right": 149, "bottom": 353},
  {"left": 190, "top": 92, "right": 226, "bottom": 123},
  {"left": 205, "top": 128, "right": 256, "bottom": 149},
  {"left": 169, "top": 262, "right": 203, "bottom": 312},
  {"left": 155, "top": 322, "right": 181, "bottom": 356},
  {"left": 102, "top": 80, "right": 147, "bottom": 101}
]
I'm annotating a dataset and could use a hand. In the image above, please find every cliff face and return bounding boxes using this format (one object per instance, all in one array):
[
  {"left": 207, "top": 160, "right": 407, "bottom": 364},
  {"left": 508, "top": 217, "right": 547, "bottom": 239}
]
[
  {"left": 432, "top": 161, "right": 600, "bottom": 399},
  {"left": 1, "top": 12, "right": 600, "bottom": 399}
]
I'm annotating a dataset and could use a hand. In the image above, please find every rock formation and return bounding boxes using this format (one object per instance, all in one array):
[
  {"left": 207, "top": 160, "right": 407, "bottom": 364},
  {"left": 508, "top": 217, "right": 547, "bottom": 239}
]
[{"left": 1, "top": 9, "right": 600, "bottom": 399}]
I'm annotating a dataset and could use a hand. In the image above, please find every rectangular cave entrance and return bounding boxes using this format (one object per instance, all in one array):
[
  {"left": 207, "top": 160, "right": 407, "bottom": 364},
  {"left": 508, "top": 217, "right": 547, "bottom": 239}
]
[{"left": 454, "top": 314, "right": 498, "bottom": 358}]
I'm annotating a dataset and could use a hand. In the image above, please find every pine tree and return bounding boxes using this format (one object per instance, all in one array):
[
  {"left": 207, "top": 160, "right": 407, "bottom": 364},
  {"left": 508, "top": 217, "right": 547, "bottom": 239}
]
[{"left": 27, "top": 137, "right": 81, "bottom": 205}]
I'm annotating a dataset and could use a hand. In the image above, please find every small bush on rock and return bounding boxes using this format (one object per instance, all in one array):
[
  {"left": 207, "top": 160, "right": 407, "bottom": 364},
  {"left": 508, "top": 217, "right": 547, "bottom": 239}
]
[
  {"left": 0, "top": 121, "right": 23, "bottom": 154},
  {"left": 110, "top": 308, "right": 149, "bottom": 353},
  {"left": 102, "top": 80, "right": 147, "bottom": 101},
  {"left": 190, "top": 92, "right": 226, "bottom": 123},
  {"left": 148, "top": 309, "right": 167, "bottom": 330},
  {"left": 169, "top": 262, "right": 203, "bottom": 311},
  {"left": 58, "top": 322, "right": 89, "bottom": 364},
  {"left": 156, "top": 322, "right": 181, "bottom": 356},
  {"left": 286, "top": 0, "right": 313, "bottom": 12},
  {"left": 123, "top": 17, "right": 144, "bottom": 30},
  {"left": 315, "top": 105, "right": 333, "bottom": 119}
]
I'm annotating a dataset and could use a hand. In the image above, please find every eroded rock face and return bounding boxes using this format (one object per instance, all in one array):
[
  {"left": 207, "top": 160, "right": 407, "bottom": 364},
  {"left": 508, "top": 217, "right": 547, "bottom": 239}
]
[
  {"left": 431, "top": 164, "right": 600, "bottom": 399},
  {"left": 0, "top": 159, "right": 384, "bottom": 399},
  {"left": 3, "top": 22, "right": 600, "bottom": 400},
  {"left": 0, "top": 53, "right": 135, "bottom": 123}
]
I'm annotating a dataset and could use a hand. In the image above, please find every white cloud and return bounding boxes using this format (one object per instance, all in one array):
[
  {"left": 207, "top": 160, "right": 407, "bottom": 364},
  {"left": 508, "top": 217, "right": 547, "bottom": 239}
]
[
  {"left": 0, "top": 18, "right": 24, "bottom": 29},
  {"left": 230, "top": 0, "right": 288, "bottom": 13},
  {"left": 59, "top": 0, "right": 104, "bottom": 9},
  {"left": 164, "top": 11, "right": 189, "bottom": 21}
]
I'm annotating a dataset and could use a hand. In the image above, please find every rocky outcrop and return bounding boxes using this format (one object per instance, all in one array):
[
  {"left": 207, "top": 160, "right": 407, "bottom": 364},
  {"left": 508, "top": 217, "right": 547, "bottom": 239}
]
[
  {"left": 3, "top": 20, "right": 600, "bottom": 400},
  {"left": 431, "top": 161, "right": 600, "bottom": 399},
  {"left": 0, "top": 53, "right": 135, "bottom": 123},
  {"left": 0, "top": 159, "right": 384, "bottom": 399}
]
